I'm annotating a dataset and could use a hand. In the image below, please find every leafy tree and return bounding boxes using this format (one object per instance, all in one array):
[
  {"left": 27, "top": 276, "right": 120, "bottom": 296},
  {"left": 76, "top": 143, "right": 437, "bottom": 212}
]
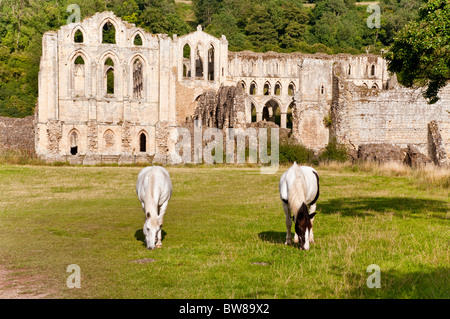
[{"left": 386, "top": 0, "right": 450, "bottom": 104}]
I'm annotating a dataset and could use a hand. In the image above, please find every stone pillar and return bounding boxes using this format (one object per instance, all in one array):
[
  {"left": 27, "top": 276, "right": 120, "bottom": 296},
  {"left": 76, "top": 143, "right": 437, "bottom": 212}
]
[
  {"left": 280, "top": 112, "right": 287, "bottom": 128},
  {"left": 256, "top": 111, "right": 262, "bottom": 122}
]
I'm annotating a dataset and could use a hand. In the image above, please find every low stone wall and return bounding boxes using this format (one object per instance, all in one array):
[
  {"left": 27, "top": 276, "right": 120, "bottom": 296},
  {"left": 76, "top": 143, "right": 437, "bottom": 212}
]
[{"left": 0, "top": 116, "right": 35, "bottom": 153}]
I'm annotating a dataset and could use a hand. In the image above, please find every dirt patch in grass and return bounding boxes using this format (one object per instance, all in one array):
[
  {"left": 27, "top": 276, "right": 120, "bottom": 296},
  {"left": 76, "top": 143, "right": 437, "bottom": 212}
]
[
  {"left": 0, "top": 265, "right": 54, "bottom": 299},
  {"left": 130, "top": 258, "right": 156, "bottom": 264}
]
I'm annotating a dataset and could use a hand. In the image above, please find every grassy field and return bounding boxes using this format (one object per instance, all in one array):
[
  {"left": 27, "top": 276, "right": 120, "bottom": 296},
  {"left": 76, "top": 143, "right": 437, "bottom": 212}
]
[{"left": 0, "top": 163, "right": 448, "bottom": 299}]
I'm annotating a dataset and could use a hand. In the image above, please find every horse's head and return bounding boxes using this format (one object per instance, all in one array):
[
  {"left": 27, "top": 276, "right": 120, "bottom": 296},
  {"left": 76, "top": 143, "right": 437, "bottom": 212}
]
[
  {"left": 294, "top": 203, "right": 316, "bottom": 250},
  {"left": 143, "top": 213, "right": 162, "bottom": 250}
]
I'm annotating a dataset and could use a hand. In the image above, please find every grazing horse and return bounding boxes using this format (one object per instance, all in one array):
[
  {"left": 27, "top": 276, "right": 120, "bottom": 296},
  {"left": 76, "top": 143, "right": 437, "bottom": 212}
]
[
  {"left": 279, "top": 162, "right": 319, "bottom": 250},
  {"left": 136, "top": 166, "right": 172, "bottom": 249}
]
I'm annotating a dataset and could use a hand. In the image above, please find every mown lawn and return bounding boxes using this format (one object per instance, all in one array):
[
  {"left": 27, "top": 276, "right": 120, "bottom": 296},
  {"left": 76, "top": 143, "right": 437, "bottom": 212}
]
[{"left": 0, "top": 164, "right": 448, "bottom": 298}]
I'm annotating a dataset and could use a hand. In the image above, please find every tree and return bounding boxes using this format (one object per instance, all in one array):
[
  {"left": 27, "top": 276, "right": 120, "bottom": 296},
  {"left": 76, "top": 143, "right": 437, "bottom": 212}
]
[{"left": 386, "top": 0, "right": 450, "bottom": 104}]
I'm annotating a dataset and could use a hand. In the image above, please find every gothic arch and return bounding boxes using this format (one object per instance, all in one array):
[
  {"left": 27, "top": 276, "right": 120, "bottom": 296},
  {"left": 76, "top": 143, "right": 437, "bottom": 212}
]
[
  {"left": 288, "top": 82, "right": 296, "bottom": 96},
  {"left": 249, "top": 81, "right": 257, "bottom": 95},
  {"left": 69, "top": 50, "right": 90, "bottom": 98},
  {"left": 181, "top": 42, "right": 193, "bottom": 78},
  {"left": 99, "top": 18, "right": 120, "bottom": 44},
  {"left": 72, "top": 26, "right": 86, "bottom": 43},
  {"left": 131, "top": 31, "right": 145, "bottom": 46},
  {"left": 103, "top": 129, "right": 116, "bottom": 152},
  {"left": 99, "top": 51, "right": 120, "bottom": 96},
  {"left": 138, "top": 130, "right": 149, "bottom": 152},
  {"left": 207, "top": 43, "right": 215, "bottom": 81},
  {"left": 274, "top": 82, "right": 282, "bottom": 96},
  {"left": 68, "top": 129, "right": 80, "bottom": 155},
  {"left": 193, "top": 41, "right": 206, "bottom": 78},
  {"left": 262, "top": 99, "right": 281, "bottom": 126},
  {"left": 239, "top": 80, "right": 246, "bottom": 91},
  {"left": 263, "top": 82, "right": 271, "bottom": 95},
  {"left": 129, "top": 54, "right": 148, "bottom": 100}
]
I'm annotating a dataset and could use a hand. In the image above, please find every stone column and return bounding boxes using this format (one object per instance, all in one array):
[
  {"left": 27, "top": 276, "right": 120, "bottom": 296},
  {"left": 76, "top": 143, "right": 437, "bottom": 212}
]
[
  {"left": 280, "top": 112, "right": 287, "bottom": 128},
  {"left": 256, "top": 111, "right": 262, "bottom": 122}
]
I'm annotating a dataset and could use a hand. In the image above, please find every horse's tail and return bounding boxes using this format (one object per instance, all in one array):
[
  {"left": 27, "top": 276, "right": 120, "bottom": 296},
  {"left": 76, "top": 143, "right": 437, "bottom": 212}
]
[{"left": 288, "top": 170, "right": 307, "bottom": 222}]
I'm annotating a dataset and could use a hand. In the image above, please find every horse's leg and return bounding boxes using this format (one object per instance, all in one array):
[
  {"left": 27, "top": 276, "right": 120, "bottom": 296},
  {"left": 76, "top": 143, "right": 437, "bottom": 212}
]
[
  {"left": 309, "top": 203, "right": 316, "bottom": 244},
  {"left": 156, "top": 201, "right": 168, "bottom": 248},
  {"left": 283, "top": 202, "right": 293, "bottom": 245}
]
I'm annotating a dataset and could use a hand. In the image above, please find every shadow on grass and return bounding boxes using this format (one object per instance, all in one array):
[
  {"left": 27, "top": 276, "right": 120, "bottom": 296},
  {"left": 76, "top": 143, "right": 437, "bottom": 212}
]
[
  {"left": 134, "top": 229, "right": 167, "bottom": 248},
  {"left": 339, "top": 266, "right": 450, "bottom": 298},
  {"left": 258, "top": 231, "right": 286, "bottom": 244},
  {"left": 319, "top": 197, "right": 449, "bottom": 219}
]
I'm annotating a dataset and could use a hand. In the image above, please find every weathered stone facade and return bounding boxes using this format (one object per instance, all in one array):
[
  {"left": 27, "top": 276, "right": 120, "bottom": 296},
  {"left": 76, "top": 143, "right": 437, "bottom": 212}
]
[
  {"left": 34, "top": 11, "right": 449, "bottom": 165},
  {"left": 0, "top": 116, "right": 35, "bottom": 153}
]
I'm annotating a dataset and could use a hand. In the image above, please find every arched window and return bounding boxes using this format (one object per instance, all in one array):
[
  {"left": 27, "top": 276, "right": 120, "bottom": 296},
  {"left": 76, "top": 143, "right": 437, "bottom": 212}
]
[
  {"left": 195, "top": 43, "right": 204, "bottom": 77},
  {"left": 208, "top": 44, "right": 214, "bottom": 81},
  {"left": 288, "top": 83, "right": 295, "bottom": 96},
  {"left": 371, "top": 65, "right": 376, "bottom": 76},
  {"left": 73, "top": 55, "right": 85, "bottom": 96},
  {"left": 372, "top": 83, "right": 379, "bottom": 89},
  {"left": 104, "top": 130, "right": 116, "bottom": 152},
  {"left": 348, "top": 65, "right": 352, "bottom": 76},
  {"left": 183, "top": 44, "right": 191, "bottom": 78},
  {"left": 239, "top": 81, "right": 246, "bottom": 91},
  {"left": 69, "top": 130, "right": 78, "bottom": 155},
  {"left": 105, "top": 58, "right": 114, "bottom": 96},
  {"left": 274, "top": 83, "right": 281, "bottom": 96},
  {"left": 133, "top": 59, "right": 143, "bottom": 99},
  {"left": 134, "top": 34, "right": 143, "bottom": 46},
  {"left": 102, "top": 21, "right": 116, "bottom": 44},
  {"left": 263, "top": 82, "right": 270, "bottom": 96},
  {"left": 74, "top": 56, "right": 84, "bottom": 65},
  {"left": 139, "top": 132, "right": 147, "bottom": 152},
  {"left": 321, "top": 85, "right": 325, "bottom": 95},
  {"left": 250, "top": 82, "right": 257, "bottom": 95},
  {"left": 74, "top": 29, "right": 84, "bottom": 43}
]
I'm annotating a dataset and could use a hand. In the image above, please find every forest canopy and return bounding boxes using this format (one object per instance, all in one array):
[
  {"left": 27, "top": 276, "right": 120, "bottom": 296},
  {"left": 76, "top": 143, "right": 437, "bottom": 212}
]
[{"left": 0, "top": 0, "right": 428, "bottom": 117}]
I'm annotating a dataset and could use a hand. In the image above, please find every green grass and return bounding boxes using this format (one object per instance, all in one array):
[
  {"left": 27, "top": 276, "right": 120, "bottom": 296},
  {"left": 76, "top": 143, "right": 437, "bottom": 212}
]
[{"left": 0, "top": 164, "right": 448, "bottom": 298}]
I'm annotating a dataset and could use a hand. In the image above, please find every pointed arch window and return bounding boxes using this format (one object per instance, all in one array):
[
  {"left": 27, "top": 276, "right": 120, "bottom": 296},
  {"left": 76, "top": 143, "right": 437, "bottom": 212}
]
[
  {"left": 208, "top": 44, "right": 215, "bottom": 81},
  {"left": 134, "top": 34, "right": 143, "bottom": 46},
  {"left": 73, "top": 55, "right": 85, "bottom": 96},
  {"left": 133, "top": 59, "right": 143, "bottom": 99},
  {"left": 274, "top": 83, "right": 281, "bottom": 96},
  {"left": 250, "top": 82, "right": 257, "bottom": 95},
  {"left": 105, "top": 58, "right": 115, "bottom": 96},
  {"left": 139, "top": 132, "right": 147, "bottom": 152},
  {"left": 288, "top": 83, "right": 295, "bottom": 96},
  {"left": 183, "top": 44, "right": 191, "bottom": 78},
  {"left": 102, "top": 21, "right": 116, "bottom": 44},
  {"left": 69, "top": 130, "right": 79, "bottom": 155},
  {"left": 263, "top": 82, "right": 270, "bottom": 96},
  {"left": 195, "top": 43, "right": 204, "bottom": 77},
  {"left": 74, "top": 29, "right": 84, "bottom": 43}
]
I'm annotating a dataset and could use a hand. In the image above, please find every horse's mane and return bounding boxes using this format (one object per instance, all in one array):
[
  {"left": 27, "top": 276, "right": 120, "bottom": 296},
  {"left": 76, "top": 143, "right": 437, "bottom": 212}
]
[{"left": 288, "top": 165, "right": 307, "bottom": 222}]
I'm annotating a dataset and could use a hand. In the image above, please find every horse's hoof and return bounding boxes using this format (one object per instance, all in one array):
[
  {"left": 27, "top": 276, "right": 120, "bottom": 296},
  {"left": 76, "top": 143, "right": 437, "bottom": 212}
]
[{"left": 155, "top": 244, "right": 163, "bottom": 248}]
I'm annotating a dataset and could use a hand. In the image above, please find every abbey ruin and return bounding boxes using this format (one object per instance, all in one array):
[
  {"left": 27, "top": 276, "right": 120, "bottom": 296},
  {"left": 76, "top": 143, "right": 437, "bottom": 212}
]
[{"left": 33, "top": 12, "right": 449, "bottom": 165}]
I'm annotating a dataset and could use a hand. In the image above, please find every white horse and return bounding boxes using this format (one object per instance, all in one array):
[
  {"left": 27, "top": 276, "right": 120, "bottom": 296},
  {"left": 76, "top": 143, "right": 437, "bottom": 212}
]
[
  {"left": 136, "top": 166, "right": 172, "bottom": 249},
  {"left": 279, "top": 162, "right": 319, "bottom": 250}
]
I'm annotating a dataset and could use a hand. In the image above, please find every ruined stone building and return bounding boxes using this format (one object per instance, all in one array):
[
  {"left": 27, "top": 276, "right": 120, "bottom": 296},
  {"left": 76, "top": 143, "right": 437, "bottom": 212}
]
[{"left": 35, "top": 12, "right": 449, "bottom": 165}]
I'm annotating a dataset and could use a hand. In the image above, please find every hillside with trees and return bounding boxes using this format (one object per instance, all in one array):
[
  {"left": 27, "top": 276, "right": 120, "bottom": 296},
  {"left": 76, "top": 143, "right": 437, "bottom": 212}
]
[{"left": 0, "top": 0, "right": 429, "bottom": 117}]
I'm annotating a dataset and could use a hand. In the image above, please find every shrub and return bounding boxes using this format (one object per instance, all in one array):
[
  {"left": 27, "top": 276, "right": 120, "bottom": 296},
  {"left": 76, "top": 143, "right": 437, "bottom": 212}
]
[
  {"left": 319, "top": 137, "right": 348, "bottom": 163},
  {"left": 279, "top": 143, "right": 316, "bottom": 165}
]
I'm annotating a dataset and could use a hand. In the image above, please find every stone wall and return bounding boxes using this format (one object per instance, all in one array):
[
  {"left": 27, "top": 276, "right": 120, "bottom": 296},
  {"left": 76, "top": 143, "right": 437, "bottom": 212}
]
[
  {"left": 0, "top": 116, "right": 35, "bottom": 153},
  {"left": 332, "top": 73, "right": 450, "bottom": 163}
]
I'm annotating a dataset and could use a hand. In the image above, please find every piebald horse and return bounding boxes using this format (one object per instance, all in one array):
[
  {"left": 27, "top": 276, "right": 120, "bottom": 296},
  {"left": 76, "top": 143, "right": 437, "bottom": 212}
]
[
  {"left": 136, "top": 166, "right": 172, "bottom": 249},
  {"left": 279, "top": 162, "right": 319, "bottom": 250}
]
